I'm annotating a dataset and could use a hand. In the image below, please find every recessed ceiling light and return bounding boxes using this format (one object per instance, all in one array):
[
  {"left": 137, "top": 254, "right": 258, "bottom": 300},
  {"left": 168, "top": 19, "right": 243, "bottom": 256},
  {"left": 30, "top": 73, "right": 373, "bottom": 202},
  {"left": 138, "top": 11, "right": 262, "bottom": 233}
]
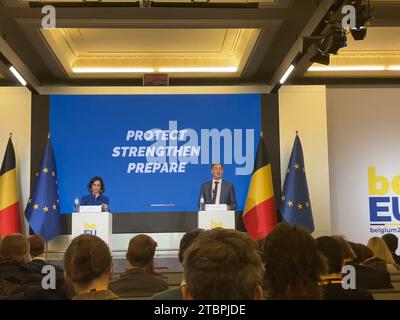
[
  {"left": 158, "top": 67, "right": 238, "bottom": 73},
  {"left": 72, "top": 67, "right": 155, "bottom": 73},
  {"left": 308, "top": 66, "right": 385, "bottom": 72}
]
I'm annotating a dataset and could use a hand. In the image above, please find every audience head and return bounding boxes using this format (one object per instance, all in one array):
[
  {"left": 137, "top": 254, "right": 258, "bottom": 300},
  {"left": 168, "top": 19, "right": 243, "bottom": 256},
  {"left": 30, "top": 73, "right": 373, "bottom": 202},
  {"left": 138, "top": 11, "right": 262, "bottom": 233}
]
[
  {"left": 332, "top": 235, "right": 356, "bottom": 262},
  {"left": 367, "top": 236, "right": 396, "bottom": 265},
  {"left": 349, "top": 242, "right": 374, "bottom": 264},
  {"left": 316, "top": 236, "right": 343, "bottom": 274},
  {"left": 64, "top": 234, "right": 112, "bottom": 292},
  {"left": 28, "top": 234, "right": 45, "bottom": 258},
  {"left": 182, "top": 228, "right": 264, "bottom": 300},
  {"left": 126, "top": 234, "right": 157, "bottom": 268},
  {"left": 0, "top": 233, "right": 30, "bottom": 264},
  {"left": 264, "top": 223, "right": 324, "bottom": 299},
  {"left": 178, "top": 229, "right": 204, "bottom": 265},
  {"left": 382, "top": 233, "right": 398, "bottom": 253}
]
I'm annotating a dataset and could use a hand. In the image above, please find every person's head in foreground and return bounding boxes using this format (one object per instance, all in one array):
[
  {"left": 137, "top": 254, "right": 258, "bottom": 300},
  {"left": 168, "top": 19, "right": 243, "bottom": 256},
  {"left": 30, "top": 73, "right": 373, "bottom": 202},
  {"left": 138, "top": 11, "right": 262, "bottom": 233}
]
[
  {"left": 182, "top": 228, "right": 264, "bottom": 300},
  {"left": 64, "top": 234, "right": 113, "bottom": 296},
  {"left": 0, "top": 233, "right": 30, "bottom": 264},
  {"left": 126, "top": 234, "right": 157, "bottom": 269},
  {"left": 28, "top": 234, "right": 45, "bottom": 259},
  {"left": 263, "top": 223, "right": 324, "bottom": 299},
  {"left": 178, "top": 228, "right": 204, "bottom": 265}
]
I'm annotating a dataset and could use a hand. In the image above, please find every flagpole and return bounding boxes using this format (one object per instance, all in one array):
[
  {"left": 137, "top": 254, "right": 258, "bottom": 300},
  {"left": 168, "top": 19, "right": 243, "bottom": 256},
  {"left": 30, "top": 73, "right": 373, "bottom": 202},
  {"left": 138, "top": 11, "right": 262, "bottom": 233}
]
[{"left": 45, "top": 241, "right": 48, "bottom": 262}]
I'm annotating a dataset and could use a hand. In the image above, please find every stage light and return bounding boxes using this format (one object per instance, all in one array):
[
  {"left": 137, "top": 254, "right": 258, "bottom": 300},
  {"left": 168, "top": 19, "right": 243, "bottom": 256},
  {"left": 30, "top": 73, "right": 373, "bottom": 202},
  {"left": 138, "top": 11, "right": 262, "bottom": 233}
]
[
  {"left": 310, "top": 49, "right": 330, "bottom": 66},
  {"left": 350, "top": 26, "right": 367, "bottom": 41},
  {"left": 321, "top": 27, "right": 347, "bottom": 55},
  {"left": 348, "top": 0, "right": 373, "bottom": 41}
]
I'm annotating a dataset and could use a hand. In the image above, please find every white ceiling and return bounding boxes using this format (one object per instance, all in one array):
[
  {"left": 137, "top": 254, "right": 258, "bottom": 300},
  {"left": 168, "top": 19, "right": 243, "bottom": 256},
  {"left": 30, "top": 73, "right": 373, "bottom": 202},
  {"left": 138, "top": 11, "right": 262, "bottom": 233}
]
[{"left": 41, "top": 27, "right": 261, "bottom": 78}]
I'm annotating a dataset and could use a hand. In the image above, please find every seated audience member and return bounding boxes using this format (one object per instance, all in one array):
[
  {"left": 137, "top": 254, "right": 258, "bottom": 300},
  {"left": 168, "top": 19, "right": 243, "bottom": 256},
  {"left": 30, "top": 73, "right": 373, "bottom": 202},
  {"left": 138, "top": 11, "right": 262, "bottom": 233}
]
[
  {"left": 64, "top": 234, "right": 118, "bottom": 300},
  {"left": 368, "top": 237, "right": 400, "bottom": 273},
  {"left": 263, "top": 223, "right": 324, "bottom": 299},
  {"left": 182, "top": 228, "right": 264, "bottom": 300},
  {"left": 0, "top": 233, "right": 42, "bottom": 299},
  {"left": 316, "top": 236, "right": 373, "bottom": 300},
  {"left": 354, "top": 243, "right": 387, "bottom": 271},
  {"left": 109, "top": 234, "right": 168, "bottom": 298},
  {"left": 347, "top": 242, "right": 392, "bottom": 289},
  {"left": 382, "top": 233, "right": 400, "bottom": 265},
  {"left": 26, "top": 234, "right": 67, "bottom": 299},
  {"left": 151, "top": 229, "right": 204, "bottom": 300}
]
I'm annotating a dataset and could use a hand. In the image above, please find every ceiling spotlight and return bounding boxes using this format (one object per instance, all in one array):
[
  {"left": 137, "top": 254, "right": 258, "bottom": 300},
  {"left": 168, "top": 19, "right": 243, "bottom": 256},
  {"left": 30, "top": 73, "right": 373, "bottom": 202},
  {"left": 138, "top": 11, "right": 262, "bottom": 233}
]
[
  {"left": 348, "top": 0, "right": 373, "bottom": 41},
  {"left": 321, "top": 27, "right": 347, "bottom": 55},
  {"left": 350, "top": 26, "right": 367, "bottom": 40},
  {"left": 310, "top": 49, "right": 330, "bottom": 66}
]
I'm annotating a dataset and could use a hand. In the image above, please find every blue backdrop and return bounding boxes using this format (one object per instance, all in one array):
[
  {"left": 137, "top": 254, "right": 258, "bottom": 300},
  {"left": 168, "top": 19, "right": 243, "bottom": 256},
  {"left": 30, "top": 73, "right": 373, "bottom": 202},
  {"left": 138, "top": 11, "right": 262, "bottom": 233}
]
[{"left": 50, "top": 94, "right": 260, "bottom": 213}]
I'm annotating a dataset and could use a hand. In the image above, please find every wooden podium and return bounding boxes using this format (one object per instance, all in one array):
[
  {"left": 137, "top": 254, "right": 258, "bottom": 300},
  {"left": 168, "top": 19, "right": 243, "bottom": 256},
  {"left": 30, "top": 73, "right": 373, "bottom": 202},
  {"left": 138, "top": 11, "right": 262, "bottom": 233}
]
[
  {"left": 71, "top": 211, "right": 112, "bottom": 245},
  {"left": 198, "top": 204, "right": 235, "bottom": 230}
]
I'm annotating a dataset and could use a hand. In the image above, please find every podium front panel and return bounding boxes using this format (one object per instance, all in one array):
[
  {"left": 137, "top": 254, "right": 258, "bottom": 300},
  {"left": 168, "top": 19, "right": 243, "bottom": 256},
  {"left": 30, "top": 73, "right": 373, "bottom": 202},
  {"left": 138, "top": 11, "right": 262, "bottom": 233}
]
[
  {"left": 197, "top": 210, "right": 235, "bottom": 230},
  {"left": 71, "top": 212, "right": 112, "bottom": 245}
]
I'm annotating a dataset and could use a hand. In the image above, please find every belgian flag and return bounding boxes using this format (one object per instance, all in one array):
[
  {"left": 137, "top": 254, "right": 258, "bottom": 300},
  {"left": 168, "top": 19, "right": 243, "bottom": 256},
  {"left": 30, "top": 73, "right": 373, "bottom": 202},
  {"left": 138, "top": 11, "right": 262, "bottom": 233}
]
[
  {"left": 242, "top": 136, "right": 277, "bottom": 240},
  {"left": 0, "top": 136, "right": 21, "bottom": 237}
]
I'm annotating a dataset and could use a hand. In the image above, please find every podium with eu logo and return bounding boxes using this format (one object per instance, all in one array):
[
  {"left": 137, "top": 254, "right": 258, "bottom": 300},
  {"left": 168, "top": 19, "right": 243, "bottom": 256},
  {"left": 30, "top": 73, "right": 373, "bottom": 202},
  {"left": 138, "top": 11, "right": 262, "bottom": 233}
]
[
  {"left": 197, "top": 204, "right": 235, "bottom": 230},
  {"left": 71, "top": 206, "right": 112, "bottom": 245}
]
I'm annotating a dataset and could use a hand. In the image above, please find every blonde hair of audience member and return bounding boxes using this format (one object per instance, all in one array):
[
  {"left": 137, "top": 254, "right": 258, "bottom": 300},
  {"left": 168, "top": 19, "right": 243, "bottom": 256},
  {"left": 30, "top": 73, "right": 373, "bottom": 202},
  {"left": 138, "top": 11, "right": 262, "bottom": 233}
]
[
  {"left": 0, "top": 233, "right": 30, "bottom": 264},
  {"left": 367, "top": 236, "right": 399, "bottom": 271},
  {"left": 64, "top": 234, "right": 112, "bottom": 295},
  {"left": 182, "top": 228, "right": 264, "bottom": 300}
]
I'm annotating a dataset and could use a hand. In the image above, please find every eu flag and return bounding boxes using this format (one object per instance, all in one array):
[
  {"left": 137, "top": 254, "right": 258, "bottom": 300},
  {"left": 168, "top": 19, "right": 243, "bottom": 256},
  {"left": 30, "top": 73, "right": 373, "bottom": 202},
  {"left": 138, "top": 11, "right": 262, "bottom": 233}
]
[
  {"left": 279, "top": 134, "right": 314, "bottom": 233},
  {"left": 25, "top": 137, "right": 61, "bottom": 241}
]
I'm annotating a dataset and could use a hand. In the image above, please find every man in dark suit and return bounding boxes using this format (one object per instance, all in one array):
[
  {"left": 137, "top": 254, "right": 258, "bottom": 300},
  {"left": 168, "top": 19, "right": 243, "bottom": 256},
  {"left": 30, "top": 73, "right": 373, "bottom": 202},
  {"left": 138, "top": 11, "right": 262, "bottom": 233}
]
[{"left": 198, "top": 163, "right": 237, "bottom": 210}]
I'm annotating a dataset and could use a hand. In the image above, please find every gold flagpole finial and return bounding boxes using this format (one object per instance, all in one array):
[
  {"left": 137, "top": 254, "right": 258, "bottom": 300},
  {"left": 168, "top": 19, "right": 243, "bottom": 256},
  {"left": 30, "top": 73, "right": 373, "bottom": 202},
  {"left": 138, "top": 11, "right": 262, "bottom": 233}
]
[
  {"left": 296, "top": 130, "right": 298, "bottom": 135},
  {"left": 9, "top": 132, "right": 12, "bottom": 137}
]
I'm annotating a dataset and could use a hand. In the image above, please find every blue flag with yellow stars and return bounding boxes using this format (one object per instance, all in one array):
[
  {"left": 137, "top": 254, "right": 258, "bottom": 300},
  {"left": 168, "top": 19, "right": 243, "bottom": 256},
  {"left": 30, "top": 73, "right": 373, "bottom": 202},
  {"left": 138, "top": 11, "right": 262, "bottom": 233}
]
[
  {"left": 280, "top": 134, "right": 314, "bottom": 233},
  {"left": 25, "top": 137, "right": 61, "bottom": 241}
]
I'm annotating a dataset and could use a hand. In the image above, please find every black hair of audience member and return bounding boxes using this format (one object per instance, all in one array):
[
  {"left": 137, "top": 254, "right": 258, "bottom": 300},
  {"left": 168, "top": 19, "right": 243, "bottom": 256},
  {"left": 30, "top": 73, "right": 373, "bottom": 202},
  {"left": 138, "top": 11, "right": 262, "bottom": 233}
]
[
  {"left": 178, "top": 229, "right": 204, "bottom": 264},
  {"left": 332, "top": 235, "right": 356, "bottom": 262},
  {"left": 382, "top": 233, "right": 398, "bottom": 253},
  {"left": 316, "top": 236, "right": 343, "bottom": 274},
  {"left": 263, "top": 223, "right": 324, "bottom": 299},
  {"left": 183, "top": 228, "right": 264, "bottom": 300}
]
